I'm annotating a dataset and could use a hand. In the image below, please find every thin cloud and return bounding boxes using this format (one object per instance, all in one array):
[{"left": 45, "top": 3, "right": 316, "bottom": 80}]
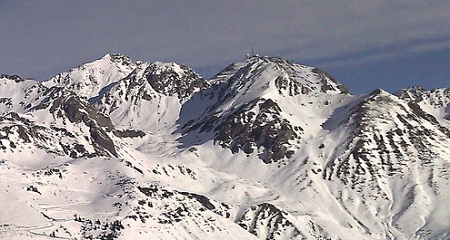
[
  {"left": 306, "top": 37, "right": 450, "bottom": 69},
  {"left": 0, "top": 0, "right": 448, "bottom": 84}
]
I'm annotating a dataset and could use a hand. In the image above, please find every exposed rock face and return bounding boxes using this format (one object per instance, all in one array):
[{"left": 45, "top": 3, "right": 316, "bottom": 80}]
[
  {"left": 186, "top": 97, "right": 301, "bottom": 163},
  {"left": 181, "top": 56, "right": 344, "bottom": 163},
  {"left": 0, "top": 78, "right": 121, "bottom": 157},
  {"left": 312, "top": 68, "right": 349, "bottom": 94},
  {"left": 0, "top": 54, "right": 449, "bottom": 240},
  {"left": 95, "top": 61, "right": 208, "bottom": 131},
  {"left": 0, "top": 74, "right": 23, "bottom": 82},
  {"left": 45, "top": 88, "right": 114, "bottom": 129},
  {"left": 145, "top": 62, "right": 209, "bottom": 101},
  {"left": 0, "top": 112, "right": 89, "bottom": 158},
  {"left": 31, "top": 87, "right": 118, "bottom": 156},
  {"left": 237, "top": 203, "right": 304, "bottom": 240},
  {"left": 323, "top": 89, "right": 450, "bottom": 202},
  {"left": 213, "top": 98, "right": 301, "bottom": 163},
  {"left": 113, "top": 129, "right": 146, "bottom": 138},
  {"left": 136, "top": 185, "right": 306, "bottom": 240},
  {"left": 397, "top": 86, "right": 450, "bottom": 124}
]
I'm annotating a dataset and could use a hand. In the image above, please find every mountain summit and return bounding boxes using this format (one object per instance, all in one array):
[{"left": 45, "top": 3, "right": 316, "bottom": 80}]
[
  {"left": 181, "top": 56, "right": 351, "bottom": 163},
  {"left": 43, "top": 53, "right": 137, "bottom": 101},
  {"left": 0, "top": 54, "right": 449, "bottom": 239}
]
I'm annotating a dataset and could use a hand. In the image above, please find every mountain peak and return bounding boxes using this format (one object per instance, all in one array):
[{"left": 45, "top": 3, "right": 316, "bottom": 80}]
[
  {"left": 245, "top": 55, "right": 290, "bottom": 63},
  {"left": 180, "top": 56, "right": 351, "bottom": 163},
  {"left": 369, "top": 88, "right": 392, "bottom": 97},
  {"left": 43, "top": 54, "right": 138, "bottom": 100},
  {"left": 211, "top": 55, "right": 349, "bottom": 97},
  {"left": 2, "top": 54, "right": 449, "bottom": 240},
  {"left": 144, "top": 61, "right": 208, "bottom": 100},
  {"left": 0, "top": 74, "right": 24, "bottom": 82},
  {"left": 102, "top": 53, "right": 135, "bottom": 66}
]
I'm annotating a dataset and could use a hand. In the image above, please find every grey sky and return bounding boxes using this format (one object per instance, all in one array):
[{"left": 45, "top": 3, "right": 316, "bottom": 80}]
[{"left": 0, "top": 0, "right": 448, "bottom": 94}]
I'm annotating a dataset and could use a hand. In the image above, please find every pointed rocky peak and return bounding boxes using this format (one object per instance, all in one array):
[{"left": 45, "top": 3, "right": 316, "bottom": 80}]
[
  {"left": 94, "top": 61, "right": 207, "bottom": 132},
  {"left": 350, "top": 89, "right": 403, "bottom": 119},
  {"left": 209, "top": 59, "right": 251, "bottom": 84},
  {"left": 311, "top": 67, "right": 349, "bottom": 94},
  {"left": 95, "top": 63, "right": 153, "bottom": 106},
  {"left": 0, "top": 74, "right": 39, "bottom": 85},
  {"left": 43, "top": 53, "right": 138, "bottom": 100},
  {"left": 348, "top": 89, "right": 416, "bottom": 130},
  {"left": 188, "top": 56, "right": 350, "bottom": 132},
  {"left": 104, "top": 53, "right": 135, "bottom": 67},
  {"left": 352, "top": 89, "right": 450, "bottom": 136},
  {"left": 210, "top": 56, "right": 348, "bottom": 100},
  {"left": 180, "top": 56, "right": 351, "bottom": 164},
  {"left": 97, "top": 61, "right": 207, "bottom": 105},
  {"left": 366, "top": 88, "right": 397, "bottom": 102},
  {"left": 144, "top": 61, "right": 209, "bottom": 100},
  {"left": 237, "top": 203, "right": 305, "bottom": 239}
]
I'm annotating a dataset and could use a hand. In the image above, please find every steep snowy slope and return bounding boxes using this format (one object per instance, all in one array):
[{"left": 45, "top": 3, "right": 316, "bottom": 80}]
[
  {"left": 316, "top": 89, "right": 450, "bottom": 238},
  {"left": 96, "top": 61, "right": 208, "bottom": 132},
  {"left": 397, "top": 86, "right": 450, "bottom": 126},
  {"left": 0, "top": 54, "right": 449, "bottom": 239},
  {"left": 0, "top": 74, "right": 47, "bottom": 114},
  {"left": 178, "top": 56, "right": 450, "bottom": 239},
  {"left": 0, "top": 73, "right": 289, "bottom": 239},
  {"left": 0, "top": 92, "right": 118, "bottom": 160},
  {"left": 180, "top": 56, "right": 351, "bottom": 163},
  {"left": 42, "top": 53, "right": 137, "bottom": 101}
]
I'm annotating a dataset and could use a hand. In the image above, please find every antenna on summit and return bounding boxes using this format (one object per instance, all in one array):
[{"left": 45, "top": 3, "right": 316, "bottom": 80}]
[
  {"left": 246, "top": 44, "right": 256, "bottom": 59},
  {"left": 245, "top": 44, "right": 259, "bottom": 59}
]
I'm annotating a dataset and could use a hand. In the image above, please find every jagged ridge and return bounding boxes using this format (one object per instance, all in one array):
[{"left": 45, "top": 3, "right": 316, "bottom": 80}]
[{"left": 0, "top": 54, "right": 449, "bottom": 240}]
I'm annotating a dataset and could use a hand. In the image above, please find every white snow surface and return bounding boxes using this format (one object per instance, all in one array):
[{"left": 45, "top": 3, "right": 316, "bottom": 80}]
[
  {"left": 0, "top": 54, "right": 449, "bottom": 239},
  {"left": 42, "top": 53, "right": 137, "bottom": 101}
]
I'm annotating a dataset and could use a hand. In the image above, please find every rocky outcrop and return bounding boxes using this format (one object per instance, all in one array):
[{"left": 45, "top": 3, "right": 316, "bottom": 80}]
[{"left": 145, "top": 62, "right": 209, "bottom": 101}]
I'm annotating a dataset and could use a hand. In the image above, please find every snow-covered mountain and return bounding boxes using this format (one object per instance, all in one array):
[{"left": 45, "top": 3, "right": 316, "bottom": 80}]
[
  {"left": 95, "top": 61, "right": 208, "bottom": 132},
  {"left": 180, "top": 56, "right": 350, "bottom": 163},
  {"left": 42, "top": 54, "right": 137, "bottom": 102},
  {"left": 397, "top": 86, "right": 450, "bottom": 126},
  {"left": 0, "top": 54, "right": 449, "bottom": 239}
]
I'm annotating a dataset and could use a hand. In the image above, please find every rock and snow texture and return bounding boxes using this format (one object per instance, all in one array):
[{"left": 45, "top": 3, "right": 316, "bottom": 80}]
[
  {"left": 95, "top": 61, "right": 208, "bottom": 132},
  {"left": 42, "top": 53, "right": 137, "bottom": 101},
  {"left": 180, "top": 56, "right": 350, "bottom": 163},
  {"left": 0, "top": 54, "right": 449, "bottom": 239}
]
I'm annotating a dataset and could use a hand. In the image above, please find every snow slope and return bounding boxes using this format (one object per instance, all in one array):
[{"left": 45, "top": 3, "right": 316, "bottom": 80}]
[
  {"left": 42, "top": 53, "right": 137, "bottom": 102},
  {"left": 0, "top": 54, "right": 449, "bottom": 239}
]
